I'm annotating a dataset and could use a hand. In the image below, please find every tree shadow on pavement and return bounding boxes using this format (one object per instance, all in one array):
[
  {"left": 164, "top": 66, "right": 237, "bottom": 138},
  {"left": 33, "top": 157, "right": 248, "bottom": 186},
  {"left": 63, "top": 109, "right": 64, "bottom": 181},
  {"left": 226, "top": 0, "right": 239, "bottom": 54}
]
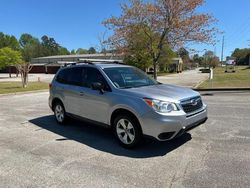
[{"left": 29, "top": 115, "right": 192, "bottom": 158}]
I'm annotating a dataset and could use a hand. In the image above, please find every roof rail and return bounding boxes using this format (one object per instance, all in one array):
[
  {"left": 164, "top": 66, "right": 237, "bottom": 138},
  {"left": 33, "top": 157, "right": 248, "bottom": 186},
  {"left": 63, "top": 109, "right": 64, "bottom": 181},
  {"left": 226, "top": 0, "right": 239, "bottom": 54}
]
[
  {"left": 58, "top": 59, "right": 124, "bottom": 67},
  {"left": 77, "top": 58, "right": 124, "bottom": 64}
]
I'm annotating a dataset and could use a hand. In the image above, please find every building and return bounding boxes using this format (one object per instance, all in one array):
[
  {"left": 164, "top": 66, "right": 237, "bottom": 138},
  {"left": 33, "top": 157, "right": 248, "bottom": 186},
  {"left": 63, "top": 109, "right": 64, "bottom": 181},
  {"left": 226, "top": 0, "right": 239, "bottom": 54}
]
[
  {"left": 30, "top": 53, "right": 122, "bottom": 74},
  {"left": 170, "top": 58, "right": 183, "bottom": 73},
  {"left": 0, "top": 53, "right": 183, "bottom": 74},
  {"left": 146, "top": 57, "right": 183, "bottom": 73}
]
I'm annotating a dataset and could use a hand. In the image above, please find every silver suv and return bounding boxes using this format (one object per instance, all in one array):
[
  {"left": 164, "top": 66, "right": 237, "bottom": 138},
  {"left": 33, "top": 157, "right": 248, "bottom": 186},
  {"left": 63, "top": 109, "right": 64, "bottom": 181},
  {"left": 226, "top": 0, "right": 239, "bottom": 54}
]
[{"left": 49, "top": 60, "right": 207, "bottom": 148}]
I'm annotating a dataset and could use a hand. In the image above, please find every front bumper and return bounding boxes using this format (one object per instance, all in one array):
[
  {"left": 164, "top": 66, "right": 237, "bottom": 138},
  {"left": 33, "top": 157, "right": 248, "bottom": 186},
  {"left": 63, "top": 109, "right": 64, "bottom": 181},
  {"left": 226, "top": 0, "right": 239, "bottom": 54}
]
[{"left": 139, "top": 105, "right": 207, "bottom": 141}]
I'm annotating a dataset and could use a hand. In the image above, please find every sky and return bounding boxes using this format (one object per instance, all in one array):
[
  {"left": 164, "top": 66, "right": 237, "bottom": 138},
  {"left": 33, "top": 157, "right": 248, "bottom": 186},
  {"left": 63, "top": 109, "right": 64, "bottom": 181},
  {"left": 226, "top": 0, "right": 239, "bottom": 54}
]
[{"left": 0, "top": 0, "right": 250, "bottom": 59}]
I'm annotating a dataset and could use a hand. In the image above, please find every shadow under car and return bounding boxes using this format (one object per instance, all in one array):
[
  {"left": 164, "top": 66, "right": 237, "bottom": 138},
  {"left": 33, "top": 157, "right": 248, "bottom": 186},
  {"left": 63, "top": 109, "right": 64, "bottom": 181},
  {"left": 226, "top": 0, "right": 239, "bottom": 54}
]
[{"left": 29, "top": 115, "right": 192, "bottom": 158}]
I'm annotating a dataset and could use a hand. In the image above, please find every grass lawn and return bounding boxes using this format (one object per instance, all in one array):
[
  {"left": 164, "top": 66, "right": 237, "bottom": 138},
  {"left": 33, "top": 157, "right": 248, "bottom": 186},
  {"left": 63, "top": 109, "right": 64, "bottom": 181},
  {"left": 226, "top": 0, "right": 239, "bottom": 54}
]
[
  {"left": 157, "top": 72, "right": 171, "bottom": 76},
  {"left": 0, "top": 82, "right": 48, "bottom": 94},
  {"left": 198, "top": 66, "right": 250, "bottom": 89}
]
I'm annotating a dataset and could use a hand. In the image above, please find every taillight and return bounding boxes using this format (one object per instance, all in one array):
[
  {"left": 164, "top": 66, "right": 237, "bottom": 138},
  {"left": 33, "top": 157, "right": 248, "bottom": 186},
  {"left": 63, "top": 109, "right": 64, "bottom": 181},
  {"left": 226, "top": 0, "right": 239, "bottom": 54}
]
[{"left": 49, "top": 83, "right": 52, "bottom": 89}]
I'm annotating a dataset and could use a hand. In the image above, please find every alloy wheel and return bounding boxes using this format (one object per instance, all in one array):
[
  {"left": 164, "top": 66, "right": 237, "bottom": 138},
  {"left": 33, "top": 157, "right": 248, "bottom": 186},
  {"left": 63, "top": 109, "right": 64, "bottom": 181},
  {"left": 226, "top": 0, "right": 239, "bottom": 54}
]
[{"left": 116, "top": 118, "right": 135, "bottom": 145}]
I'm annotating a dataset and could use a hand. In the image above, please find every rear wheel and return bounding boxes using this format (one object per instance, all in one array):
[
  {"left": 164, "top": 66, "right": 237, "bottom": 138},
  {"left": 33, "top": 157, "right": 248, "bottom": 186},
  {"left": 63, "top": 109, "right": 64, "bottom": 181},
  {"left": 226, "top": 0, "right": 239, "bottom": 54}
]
[
  {"left": 113, "top": 115, "right": 142, "bottom": 148},
  {"left": 54, "top": 102, "right": 67, "bottom": 124}
]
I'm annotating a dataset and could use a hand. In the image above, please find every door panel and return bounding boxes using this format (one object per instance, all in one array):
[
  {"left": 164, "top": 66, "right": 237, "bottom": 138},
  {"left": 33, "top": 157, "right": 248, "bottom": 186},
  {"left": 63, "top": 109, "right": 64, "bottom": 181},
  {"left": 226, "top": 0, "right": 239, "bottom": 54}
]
[
  {"left": 76, "top": 67, "right": 112, "bottom": 124},
  {"left": 76, "top": 87, "right": 111, "bottom": 124}
]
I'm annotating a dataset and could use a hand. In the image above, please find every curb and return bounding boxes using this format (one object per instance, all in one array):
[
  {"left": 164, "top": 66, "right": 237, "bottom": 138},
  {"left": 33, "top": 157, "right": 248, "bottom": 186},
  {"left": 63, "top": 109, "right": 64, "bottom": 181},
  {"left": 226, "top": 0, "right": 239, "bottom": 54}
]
[
  {"left": 194, "top": 88, "right": 250, "bottom": 91},
  {"left": 0, "top": 89, "right": 48, "bottom": 97}
]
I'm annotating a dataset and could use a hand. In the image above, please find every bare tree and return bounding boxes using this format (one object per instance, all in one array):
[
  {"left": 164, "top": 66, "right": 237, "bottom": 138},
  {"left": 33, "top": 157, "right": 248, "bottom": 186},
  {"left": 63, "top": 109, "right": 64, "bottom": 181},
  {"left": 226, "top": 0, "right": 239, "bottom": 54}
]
[
  {"left": 16, "top": 63, "right": 32, "bottom": 88},
  {"left": 103, "top": 0, "right": 217, "bottom": 79}
]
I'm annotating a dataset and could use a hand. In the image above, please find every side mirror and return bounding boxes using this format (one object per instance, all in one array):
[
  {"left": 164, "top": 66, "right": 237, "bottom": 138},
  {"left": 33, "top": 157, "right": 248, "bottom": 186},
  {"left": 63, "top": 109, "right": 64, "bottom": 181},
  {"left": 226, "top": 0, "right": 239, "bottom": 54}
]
[{"left": 91, "top": 82, "right": 104, "bottom": 94}]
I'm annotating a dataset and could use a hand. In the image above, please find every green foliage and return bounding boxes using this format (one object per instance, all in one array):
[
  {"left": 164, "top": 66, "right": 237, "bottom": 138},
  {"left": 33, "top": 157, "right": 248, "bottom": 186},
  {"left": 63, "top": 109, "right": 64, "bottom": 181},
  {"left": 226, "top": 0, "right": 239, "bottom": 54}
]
[
  {"left": 18, "top": 33, "right": 71, "bottom": 61},
  {"left": 76, "top": 48, "right": 88, "bottom": 54},
  {"left": 159, "top": 45, "right": 177, "bottom": 71},
  {"left": 41, "top": 35, "right": 60, "bottom": 56},
  {"left": 19, "top": 34, "right": 43, "bottom": 62},
  {"left": 123, "top": 25, "right": 175, "bottom": 71},
  {"left": 193, "top": 54, "right": 204, "bottom": 65},
  {"left": 58, "top": 47, "right": 70, "bottom": 55},
  {"left": 88, "top": 47, "right": 96, "bottom": 54},
  {"left": 178, "top": 47, "right": 190, "bottom": 63},
  {"left": 0, "top": 32, "right": 20, "bottom": 50},
  {"left": 19, "top": 33, "right": 39, "bottom": 48},
  {"left": 232, "top": 48, "right": 250, "bottom": 65},
  {"left": 0, "top": 47, "right": 23, "bottom": 69}
]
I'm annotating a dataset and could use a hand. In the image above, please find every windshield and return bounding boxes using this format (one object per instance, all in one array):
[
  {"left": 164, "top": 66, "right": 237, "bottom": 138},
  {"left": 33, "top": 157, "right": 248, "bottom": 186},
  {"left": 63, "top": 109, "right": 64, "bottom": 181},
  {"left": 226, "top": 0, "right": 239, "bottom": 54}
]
[{"left": 103, "top": 67, "right": 159, "bottom": 89}]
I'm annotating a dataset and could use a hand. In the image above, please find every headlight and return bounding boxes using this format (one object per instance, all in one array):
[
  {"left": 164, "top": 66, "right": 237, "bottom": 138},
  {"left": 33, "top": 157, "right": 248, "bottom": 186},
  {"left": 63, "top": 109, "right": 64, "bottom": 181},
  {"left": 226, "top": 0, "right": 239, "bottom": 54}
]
[{"left": 143, "top": 98, "right": 179, "bottom": 113}]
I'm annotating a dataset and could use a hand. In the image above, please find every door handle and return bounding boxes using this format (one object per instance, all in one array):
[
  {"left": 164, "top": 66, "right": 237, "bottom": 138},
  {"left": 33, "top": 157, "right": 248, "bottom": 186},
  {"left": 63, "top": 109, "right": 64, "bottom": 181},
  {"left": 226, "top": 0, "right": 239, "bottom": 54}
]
[{"left": 79, "top": 92, "right": 85, "bottom": 96}]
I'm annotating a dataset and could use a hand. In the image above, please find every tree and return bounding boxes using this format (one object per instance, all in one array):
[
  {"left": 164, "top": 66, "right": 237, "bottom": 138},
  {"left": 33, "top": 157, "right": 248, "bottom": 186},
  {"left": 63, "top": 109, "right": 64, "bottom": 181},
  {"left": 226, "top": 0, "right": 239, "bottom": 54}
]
[
  {"left": 88, "top": 47, "right": 96, "bottom": 54},
  {"left": 123, "top": 26, "right": 153, "bottom": 71},
  {"left": 41, "top": 35, "right": 60, "bottom": 56},
  {"left": 158, "top": 45, "right": 176, "bottom": 72},
  {"left": 103, "top": 0, "right": 217, "bottom": 79},
  {"left": 0, "top": 32, "right": 20, "bottom": 50},
  {"left": 232, "top": 48, "right": 250, "bottom": 65},
  {"left": 70, "top": 49, "right": 76, "bottom": 54},
  {"left": 19, "top": 33, "right": 39, "bottom": 48},
  {"left": 0, "top": 47, "right": 23, "bottom": 77},
  {"left": 58, "top": 47, "right": 70, "bottom": 55},
  {"left": 16, "top": 63, "right": 33, "bottom": 88},
  {"left": 76, "top": 48, "right": 88, "bottom": 54},
  {"left": 178, "top": 47, "right": 190, "bottom": 64},
  {"left": 19, "top": 34, "right": 43, "bottom": 62},
  {"left": 193, "top": 54, "right": 204, "bottom": 65},
  {"left": 203, "top": 50, "right": 219, "bottom": 68}
]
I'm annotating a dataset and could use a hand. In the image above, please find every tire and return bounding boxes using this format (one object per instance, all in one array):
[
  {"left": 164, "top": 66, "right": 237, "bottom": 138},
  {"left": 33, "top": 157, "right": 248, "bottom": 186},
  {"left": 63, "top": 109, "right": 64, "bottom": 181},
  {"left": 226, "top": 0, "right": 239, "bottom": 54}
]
[
  {"left": 113, "top": 115, "right": 142, "bottom": 148},
  {"left": 53, "top": 101, "right": 67, "bottom": 124}
]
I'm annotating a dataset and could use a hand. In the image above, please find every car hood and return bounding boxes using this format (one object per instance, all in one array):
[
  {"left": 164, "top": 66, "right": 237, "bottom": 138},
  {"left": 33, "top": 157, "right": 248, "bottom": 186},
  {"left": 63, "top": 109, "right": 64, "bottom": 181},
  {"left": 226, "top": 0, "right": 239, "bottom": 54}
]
[{"left": 122, "top": 84, "right": 200, "bottom": 102}]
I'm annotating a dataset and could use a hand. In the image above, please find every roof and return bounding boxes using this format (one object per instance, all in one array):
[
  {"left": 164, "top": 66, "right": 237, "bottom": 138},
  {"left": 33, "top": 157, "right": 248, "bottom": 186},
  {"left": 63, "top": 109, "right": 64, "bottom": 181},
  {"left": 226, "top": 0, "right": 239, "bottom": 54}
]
[{"left": 62, "top": 62, "right": 130, "bottom": 69}]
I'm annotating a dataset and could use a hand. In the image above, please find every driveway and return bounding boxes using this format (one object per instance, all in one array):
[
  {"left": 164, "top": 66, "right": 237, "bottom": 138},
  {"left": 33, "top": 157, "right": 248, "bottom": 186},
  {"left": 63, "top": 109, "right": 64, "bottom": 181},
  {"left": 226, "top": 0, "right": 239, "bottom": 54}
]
[
  {"left": 157, "top": 68, "right": 209, "bottom": 88},
  {"left": 0, "top": 91, "right": 250, "bottom": 187}
]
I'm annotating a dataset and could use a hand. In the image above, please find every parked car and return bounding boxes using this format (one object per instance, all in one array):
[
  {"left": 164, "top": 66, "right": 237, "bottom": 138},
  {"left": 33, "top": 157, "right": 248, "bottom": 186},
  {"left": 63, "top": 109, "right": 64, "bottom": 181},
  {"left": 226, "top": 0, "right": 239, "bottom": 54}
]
[{"left": 49, "top": 60, "right": 207, "bottom": 148}]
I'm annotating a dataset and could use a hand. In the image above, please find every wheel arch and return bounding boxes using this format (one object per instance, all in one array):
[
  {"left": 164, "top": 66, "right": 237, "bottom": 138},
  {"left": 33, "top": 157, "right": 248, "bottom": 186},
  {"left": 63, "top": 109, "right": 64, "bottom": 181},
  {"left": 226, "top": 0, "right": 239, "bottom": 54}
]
[
  {"left": 51, "top": 98, "right": 64, "bottom": 111},
  {"left": 110, "top": 108, "right": 142, "bottom": 133}
]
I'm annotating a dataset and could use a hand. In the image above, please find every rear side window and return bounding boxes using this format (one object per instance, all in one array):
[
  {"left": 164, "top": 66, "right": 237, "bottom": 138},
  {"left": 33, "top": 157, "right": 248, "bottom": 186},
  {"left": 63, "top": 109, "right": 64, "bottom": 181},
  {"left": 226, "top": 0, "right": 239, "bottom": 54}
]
[
  {"left": 56, "top": 68, "right": 69, "bottom": 84},
  {"left": 56, "top": 67, "right": 85, "bottom": 86}
]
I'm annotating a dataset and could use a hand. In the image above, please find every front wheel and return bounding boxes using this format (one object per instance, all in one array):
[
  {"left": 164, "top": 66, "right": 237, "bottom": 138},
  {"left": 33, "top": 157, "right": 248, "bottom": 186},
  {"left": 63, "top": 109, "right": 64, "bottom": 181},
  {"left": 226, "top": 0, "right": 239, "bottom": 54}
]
[{"left": 113, "top": 115, "right": 142, "bottom": 148}]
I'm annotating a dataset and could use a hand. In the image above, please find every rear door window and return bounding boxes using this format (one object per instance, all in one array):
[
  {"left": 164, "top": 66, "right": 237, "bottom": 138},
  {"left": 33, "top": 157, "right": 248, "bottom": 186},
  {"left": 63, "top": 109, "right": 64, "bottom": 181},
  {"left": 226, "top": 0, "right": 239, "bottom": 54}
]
[
  {"left": 67, "top": 67, "right": 85, "bottom": 86},
  {"left": 56, "top": 67, "right": 85, "bottom": 86}
]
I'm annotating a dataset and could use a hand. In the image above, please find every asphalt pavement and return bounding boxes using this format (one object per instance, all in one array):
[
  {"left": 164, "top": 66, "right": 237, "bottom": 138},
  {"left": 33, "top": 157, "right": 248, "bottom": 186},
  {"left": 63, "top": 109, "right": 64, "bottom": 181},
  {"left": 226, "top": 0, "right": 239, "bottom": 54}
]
[{"left": 0, "top": 91, "right": 249, "bottom": 187}]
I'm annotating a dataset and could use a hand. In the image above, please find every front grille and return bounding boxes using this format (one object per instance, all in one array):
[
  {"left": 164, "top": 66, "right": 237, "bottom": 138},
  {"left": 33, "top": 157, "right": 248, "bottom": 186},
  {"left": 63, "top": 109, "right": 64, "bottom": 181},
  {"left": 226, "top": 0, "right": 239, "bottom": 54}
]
[{"left": 181, "top": 96, "right": 203, "bottom": 114}]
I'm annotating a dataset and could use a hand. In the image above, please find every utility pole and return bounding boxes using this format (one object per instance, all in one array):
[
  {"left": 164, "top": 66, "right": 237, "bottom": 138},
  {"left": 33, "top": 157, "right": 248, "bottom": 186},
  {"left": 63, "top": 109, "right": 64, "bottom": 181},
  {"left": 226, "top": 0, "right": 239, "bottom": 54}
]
[
  {"left": 248, "top": 40, "right": 250, "bottom": 66},
  {"left": 221, "top": 36, "right": 224, "bottom": 65}
]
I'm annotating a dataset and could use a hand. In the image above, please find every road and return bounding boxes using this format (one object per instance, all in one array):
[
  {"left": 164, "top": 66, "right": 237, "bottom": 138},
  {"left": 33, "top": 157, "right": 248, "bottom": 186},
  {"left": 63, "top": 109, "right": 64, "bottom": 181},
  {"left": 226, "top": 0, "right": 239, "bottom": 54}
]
[
  {"left": 158, "top": 68, "right": 209, "bottom": 88},
  {"left": 0, "top": 91, "right": 250, "bottom": 187},
  {"left": 0, "top": 68, "right": 208, "bottom": 88}
]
